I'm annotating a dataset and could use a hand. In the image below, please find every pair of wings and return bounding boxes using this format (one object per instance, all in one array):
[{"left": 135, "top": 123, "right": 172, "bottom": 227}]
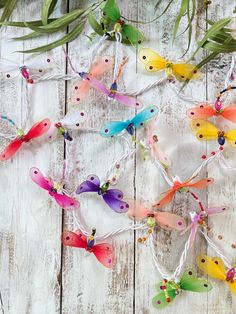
[
  {"left": 73, "top": 56, "right": 114, "bottom": 104},
  {"left": 152, "top": 269, "right": 212, "bottom": 309},
  {"left": 138, "top": 48, "right": 200, "bottom": 81},
  {"left": 76, "top": 174, "right": 129, "bottom": 213},
  {"left": 102, "top": 0, "right": 144, "bottom": 45},
  {"left": 80, "top": 72, "right": 142, "bottom": 108},
  {"left": 47, "top": 110, "right": 85, "bottom": 141},
  {"left": 196, "top": 255, "right": 236, "bottom": 295},
  {"left": 61, "top": 230, "right": 115, "bottom": 268},
  {"left": 0, "top": 119, "right": 50, "bottom": 161},
  {"left": 30, "top": 167, "right": 80, "bottom": 210},
  {"left": 190, "top": 119, "right": 236, "bottom": 147},
  {"left": 187, "top": 103, "right": 236, "bottom": 123},
  {"left": 155, "top": 178, "right": 214, "bottom": 208},
  {"left": 100, "top": 105, "right": 158, "bottom": 137},
  {"left": 127, "top": 199, "right": 186, "bottom": 231}
]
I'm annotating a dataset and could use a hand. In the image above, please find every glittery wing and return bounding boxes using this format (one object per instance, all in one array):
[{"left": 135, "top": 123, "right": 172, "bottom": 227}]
[
  {"left": 196, "top": 255, "right": 226, "bottom": 280},
  {"left": 154, "top": 212, "right": 186, "bottom": 231},
  {"left": 92, "top": 243, "right": 115, "bottom": 268},
  {"left": 100, "top": 121, "right": 129, "bottom": 137},
  {"left": 172, "top": 63, "right": 200, "bottom": 81},
  {"left": 187, "top": 103, "right": 216, "bottom": 119},
  {"left": 102, "top": 0, "right": 121, "bottom": 22},
  {"left": 73, "top": 80, "right": 91, "bottom": 103},
  {"left": 112, "top": 92, "right": 142, "bottom": 108},
  {"left": 127, "top": 199, "right": 151, "bottom": 220},
  {"left": 206, "top": 207, "right": 228, "bottom": 215},
  {"left": 80, "top": 73, "right": 110, "bottom": 96},
  {"left": 24, "top": 118, "right": 51, "bottom": 141},
  {"left": 152, "top": 281, "right": 177, "bottom": 309},
  {"left": 221, "top": 105, "right": 236, "bottom": 123},
  {"left": 138, "top": 48, "right": 167, "bottom": 72},
  {"left": 103, "top": 189, "right": 129, "bottom": 213},
  {"left": 184, "top": 178, "right": 214, "bottom": 189},
  {"left": 54, "top": 193, "right": 80, "bottom": 210},
  {"left": 76, "top": 174, "right": 100, "bottom": 194},
  {"left": 180, "top": 269, "right": 212, "bottom": 292},
  {"left": 122, "top": 24, "right": 145, "bottom": 45},
  {"left": 131, "top": 106, "right": 159, "bottom": 129},
  {"left": 190, "top": 119, "right": 219, "bottom": 142},
  {"left": 61, "top": 230, "right": 87, "bottom": 248},
  {"left": 154, "top": 189, "right": 176, "bottom": 208},
  {"left": 0, "top": 138, "right": 23, "bottom": 161},
  {"left": 225, "top": 129, "right": 236, "bottom": 147},
  {"left": 29, "top": 167, "right": 53, "bottom": 190},
  {"left": 61, "top": 110, "right": 85, "bottom": 129}
]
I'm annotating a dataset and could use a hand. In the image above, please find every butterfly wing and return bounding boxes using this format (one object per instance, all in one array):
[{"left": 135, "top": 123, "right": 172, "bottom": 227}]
[
  {"left": 151, "top": 143, "right": 171, "bottom": 167},
  {"left": 185, "top": 178, "right": 214, "bottom": 189},
  {"left": 131, "top": 106, "right": 159, "bottom": 129},
  {"left": 24, "top": 118, "right": 51, "bottom": 141},
  {"left": 100, "top": 120, "right": 129, "bottom": 137},
  {"left": 180, "top": 269, "right": 212, "bottom": 292},
  {"left": 122, "top": 24, "right": 145, "bottom": 45},
  {"left": 90, "top": 56, "right": 114, "bottom": 77},
  {"left": 152, "top": 281, "right": 177, "bottom": 309},
  {"left": 81, "top": 73, "right": 110, "bottom": 96},
  {"left": 0, "top": 59, "right": 19, "bottom": 78},
  {"left": 76, "top": 174, "right": 100, "bottom": 194},
  {"left": 196, "top": 255, "right": 226, "bottom": 281},
  {"left": 54, "top": 193, "right": 80, "bottom": 210},
  {"left": 92, "top": 243, "right": 115, "bottom": 268},
  {"left": 229, "top": 281, "right": 236, "bottom": 295},
  {"left": 61, "top": 230, "right": 87, "bottom": 248},
  {"left": 138, "top": 48, "right": 167, "bottom": 72},
  {"left": 206, "top": 207, "right": 227, "bottom": 215},
  {"left": 103, "top": 189, "right": 129, "bottom": 213},
  {"left": 190, "top": 119, "right": 219, "bottom": 141},
  {"left": 127, "top": 199, "right": 150, "bottom": 220},
  {"left": 0, "top": 138, "right": 23, "bottom": 161},
  {"left": 112, "top": 92, "right": 142, "bottom": 108},
  {"left": 61, "top": 110, "right": 85, "bottom": 129},
  {"left": 154, "top": 190, "right": 176, "bottom": 208},
  {"left": 172, "top": 63, "right": 200, "bottom": 81},
  {"left": 154, "top": 212, "right": 186, "bottom": 231},
  {"left": 187, "top": 103, "right": 216, "bottom": 119},
  {"left": 29, "top": 167, "right": 52, "bottom": 191},
  {"left": 225, "top": 129, "right": 236, "bottom": 147},
  {"left": 46, "top": 124, "right": 58, "bottom": 142},
  {"left": 73, "top": 80, "right": 91, "bottom": 103},
  {"left": 102, "top": 0, "right": 121, "bottom": 22},
  {"left": 221, "top": 105, "right": 236, "bottom": 123}
]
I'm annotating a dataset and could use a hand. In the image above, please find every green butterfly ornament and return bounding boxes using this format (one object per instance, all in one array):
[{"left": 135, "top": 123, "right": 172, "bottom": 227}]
[
  {"left": 101, "top": 0, "right": 145, "bottom": 45},
  {"left": 152, "top": 269, "right": 212, "bottom": 309}
]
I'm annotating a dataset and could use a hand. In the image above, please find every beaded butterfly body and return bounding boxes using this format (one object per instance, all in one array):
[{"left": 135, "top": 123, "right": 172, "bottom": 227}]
[
  {"left": 152, "top": 269, "right": 212, "bottom": 309},
  {"left": 138, "top": 48, "right": 200, "bottom": 81},
  {"left": 61, "top": 229, "right": 115, "bottom": 268},
  {"left": 196, "top": 255, "right": 236, "bottom": 295},
  {"left": 76, "top": 174, "right": 129, "bottom": 213},
  {"left": 0, "top": 118, "right": 50, "bottom": 161},
  {"left": 100, "top": 106, "right": 158, "bottom": 137},
  {"left": 30, "top": 167, "right": 80, "bottom": 210}
]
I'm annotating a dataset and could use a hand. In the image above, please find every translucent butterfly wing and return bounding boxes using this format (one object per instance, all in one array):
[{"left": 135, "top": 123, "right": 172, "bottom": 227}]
[
  {"left": 103, "top": 189, "right": 129, "bottom": 213},
  {"left": 100, "top": 120, "right": 129, "bottom": 137},
  {"left": 225, "top": 129, "right": 236, "bottom": 147},
  {"left": 185, "top": 178, "right": 214, "bottom": 189},
  {"left": 206, "top": 207, "right": 227, "bottom": 215},
  {"left": 127, "top": 199, "right": 151, "bottom": 220},
  {"left": 47, "top": 124, "right": 58, "bottom": 142},
  {"left": 92, "top": 243, "right": 115, "bottom": 268},
  {"left": 0, "top": 138, "right": 23, "bottom": 161},
  {"left": 154, "top": 212, "right": 186, "bottom": 231},
  {"left": 131, "top": 106, "right": 158, "bottom": 129},
  {"left": 30, "top": 167, "right": 53, "bottom": 190},
  {"left": 122, "top": 24, "right": 145, "bottom": 45},
  {"left": 229, "top": 281, "right": 236, "bottom": 295},
  {"left": 221, "top": 105, "right": 236, "bottom": 123},
  {"left": 190, "top": 119, "right": 219, "bottom": 141},
  {"left": 196, "top": 255, "right": 226, "bottom": 280},
  {"left": 172, "top": 63, "right": 200, "bottom": 81},
  {"left": 138, "top": 48, "right": 167, "bottom": 72},
  {"left": 151, "top": 143, "right": 171, "bottom": 167},
  {"left": 180, "top": 269, "right": 212, "bottom": 292},
  {"left": 0, "top": 59, "right": 19, "bottom": 74},
  {"left": 187, "top": 104, "right": 216, "bottom": 119},
  {"left": 25, "top": 118, "right": 51, "bottom": 140},
  {"left": 112, "top": 92, "right": 142, "bottom": 108},
  {"left": 155, "top": 190, "right": 176, "bottom": 208},
  {"left": 102, "top": 0, "right": 121, "bottom": 22},
  {"left": 76, "top": 174, "right": 100, "bottom": 194},
  {"left": 54, "top": 193, "right": 80, "bottom": 210},
  {"left": 61, "top": 230, "right": 87, "bottom": 248},
  {"left": 84, "top": 74, "right": 110, "bottom": 96},
  {"left": 152, "top": 281, "right": 177, "bottom": 309},
  {"left": 61, "top": 110, "right": 85, "bottom": 129}
]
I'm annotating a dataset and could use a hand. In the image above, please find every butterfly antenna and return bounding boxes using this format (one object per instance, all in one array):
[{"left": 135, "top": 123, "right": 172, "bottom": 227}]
[{"left": 113, "top": 57, "right": 129, "bottom": 84}]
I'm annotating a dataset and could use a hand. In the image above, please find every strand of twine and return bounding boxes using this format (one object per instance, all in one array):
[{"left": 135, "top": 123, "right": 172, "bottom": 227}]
[
  {"left": 113, "top": 32, "right": 122, "bottom": 82},
  {"left": 200, "top": 230, "right": 232, "bottom": 269},
  {"left": 89, "top": 34, "right": 109, "bottom": 69},
  {"left": 153, "top": 158, "right": 173, "bottom": 186}
]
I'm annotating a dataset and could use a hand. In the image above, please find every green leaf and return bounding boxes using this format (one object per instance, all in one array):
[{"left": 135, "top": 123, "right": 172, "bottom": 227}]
[
  {"left": 13, "top": 31, "right": 42, "bottom": 40},
  {"left": 42, "top": 0, "right": 57, "bottom": 25},
  {"left": 17, "top": 20, "right": 86, "bottom": 53},
  {"left": 0, "top": 0, "right": 19, "bottom": 22},
  {"left": 0, "top": 19, "right": 56, "bottom": 27},
  {"left": 173, "top": 0, "right": 188, "bottom": 41},
  {"left": 203, "top": 41, "right": 236, "bottom": 53}
]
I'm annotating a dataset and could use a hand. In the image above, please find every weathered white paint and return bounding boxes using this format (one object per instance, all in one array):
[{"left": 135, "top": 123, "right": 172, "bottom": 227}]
[{"left": 0, "top": 0, "right": 235, "bottom": 313}]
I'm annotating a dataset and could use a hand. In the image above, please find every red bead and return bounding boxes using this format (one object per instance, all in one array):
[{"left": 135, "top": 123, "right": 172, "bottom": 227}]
[
  {"left": 211, "top": 151, "right": 216, "bottom": 155},
  {"left": 166, "top": 298, "right": 171, "bottom": 303},
  {"left": 201, "top": 155, "right": 206, "bottom": 159},
  {"left": 219, "top": 146, "right": 224, "bottom": 151}
]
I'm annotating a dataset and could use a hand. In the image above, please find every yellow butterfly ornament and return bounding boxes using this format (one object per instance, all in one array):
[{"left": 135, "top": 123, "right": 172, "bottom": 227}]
[{"left": 138, "top": 48, "right": 201, "bottom": 81}]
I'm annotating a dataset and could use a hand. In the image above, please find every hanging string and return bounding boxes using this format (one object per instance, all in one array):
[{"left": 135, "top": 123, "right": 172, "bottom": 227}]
[
  {"left": 113, "top": 32, "right": 123, "bottom": 81},
  {"left": 89, "top": 33, "right": 109, "bottom": 69}
]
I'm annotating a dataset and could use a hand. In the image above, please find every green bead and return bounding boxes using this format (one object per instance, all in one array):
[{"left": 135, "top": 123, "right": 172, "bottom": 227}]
[
  {"left": 147, "top": 217, "right": 155, "bottom": 228},
  {"left": 17, "top": 129, "right": 24, "bottom": 137}
]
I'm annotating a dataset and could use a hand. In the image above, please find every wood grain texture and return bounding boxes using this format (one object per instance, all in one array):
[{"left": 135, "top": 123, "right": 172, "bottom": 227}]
[{"left": 0, "top": 0, "right": 236, "bottom": 314}]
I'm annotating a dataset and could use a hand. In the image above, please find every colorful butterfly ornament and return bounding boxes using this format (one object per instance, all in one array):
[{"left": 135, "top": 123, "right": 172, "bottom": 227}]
[
  {"left": 61, "top": 228, "right": 115, "bottom": 268},
  {"left": 30, "top": 167, "right": 80, "bottom": 210},
  {"left": 0, "top": 117, "right": 51, "bottom": 161},
  {"left": 100, "top": 0, "right": 145, "bottom": 45},
  {"left": 181, "top": 207, "right": 227, "bottom": 248},
  {"left": 154, "top": 176, "right": 214, "bottom": 208},
  {"left": 152, "top": 269, "right": 212, "bottom": 309},
  {"left": 73, "top": 56, "right": 114, "bottom": 104},
  {"left": 100, "top": 106, "right": 158, "bottom": 138},
  {"left": 196, "top": 255, "right": 236, "bottom": 295},
  {"left": 0, "top": 57, "right": 51, "bottom": 83},
  {"left": 127, "top": 199, "right": 186, "bottom": 243},
  {"left": 76, "top": 174, "right": 129, "bottom": 213},
  {"left": 138, "top": 48, "right": 200, "bottom": 82},
  {"left": 47, "top": 110, "right": 85, "bottom": 142},
  {"left": 190, "top": 119, "right": 236, "bottom": 147},
  {"left": 78, "top": 57, "right": 142, "bottom": 108},
  {"left": 187, "top": 86, "right": 236, "bottom": 122}
]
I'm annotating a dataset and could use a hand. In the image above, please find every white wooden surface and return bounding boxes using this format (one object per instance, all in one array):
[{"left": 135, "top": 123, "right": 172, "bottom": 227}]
[{"left": 0, "top": 1, "right": 236, "bottom": 313}]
